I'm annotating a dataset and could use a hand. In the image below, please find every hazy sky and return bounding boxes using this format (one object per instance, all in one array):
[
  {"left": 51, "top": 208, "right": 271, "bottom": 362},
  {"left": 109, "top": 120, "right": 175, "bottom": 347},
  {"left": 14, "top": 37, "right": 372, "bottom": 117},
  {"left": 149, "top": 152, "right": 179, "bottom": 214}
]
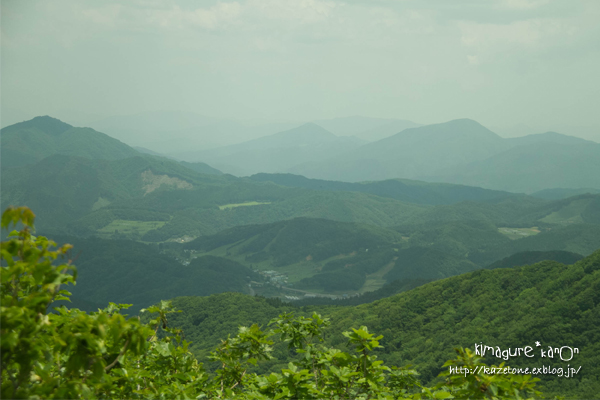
[{"left": 2, "top": 0, "right": 599, "bottom": 139}]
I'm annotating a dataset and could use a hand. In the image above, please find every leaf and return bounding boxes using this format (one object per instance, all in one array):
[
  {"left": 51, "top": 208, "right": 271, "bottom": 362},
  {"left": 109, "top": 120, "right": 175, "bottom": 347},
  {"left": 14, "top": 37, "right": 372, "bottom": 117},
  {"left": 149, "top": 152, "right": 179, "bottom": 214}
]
[{"left": 156, "top": 342, "right": 171, "bottom": 357}]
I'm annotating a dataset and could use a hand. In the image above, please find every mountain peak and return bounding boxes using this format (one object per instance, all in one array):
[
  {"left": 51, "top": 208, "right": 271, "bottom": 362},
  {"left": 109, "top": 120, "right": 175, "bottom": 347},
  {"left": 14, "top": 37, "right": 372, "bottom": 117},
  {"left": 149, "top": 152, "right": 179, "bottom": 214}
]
[
  {"left": 444, "top": 118, "right": 489, "bottom": 129},
  {"left": 538, "top": 131, "right": 596, "bottom": 144},
  {"left": 1, "top": 116, "right": 139, "bottom": 169},
  {"left": 2, "top": 115, "right": 73, "bottom": 136},
  {"left": 299, "top": 122, "right": 323, "bottom": 129},
  {"left": 284, "top": 122, "right": 336, "bottom": 137},
  {"left": 258, "top": 122, "right": 336, "bottom": 145},
  {"left": 384, "top": 118, "right": 501, "bottom": 141},
  {"left": 506, "top": 131, "right": 596, "bottom": 147},
  {"left": 436, "top": 118, "right": 492, "bottom": 132}
]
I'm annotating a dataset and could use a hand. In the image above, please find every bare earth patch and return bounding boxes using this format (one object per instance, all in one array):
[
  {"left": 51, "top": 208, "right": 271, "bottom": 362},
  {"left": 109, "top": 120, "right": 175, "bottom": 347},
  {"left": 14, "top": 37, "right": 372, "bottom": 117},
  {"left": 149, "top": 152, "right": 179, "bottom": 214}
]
[{"left": 142, "top": 170, "right": 192, "bottom": 195}]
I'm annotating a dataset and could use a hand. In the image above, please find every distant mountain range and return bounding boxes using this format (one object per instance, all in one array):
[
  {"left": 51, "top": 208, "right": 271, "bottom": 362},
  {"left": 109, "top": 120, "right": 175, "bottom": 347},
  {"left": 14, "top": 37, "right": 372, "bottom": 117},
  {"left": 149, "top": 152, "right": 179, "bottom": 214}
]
[
  {"left": 172, "top": 123, "right": 366, "bottom": 176},
  {"left": 42, "top": 112, "right": 599, "bottom": 194},
  {"left": 170, "top": 117, "right": 600, "bottom": 193},
  {"left": 312, "top": 116, "right": 421, "bottom": 141},
  {"left": 289, "top": 119, "right": 600, "bottom": 193},
  {"left": 431, "top": 139, "right": 600, "bottom": 193},
  {"left": 88, "top": 111, "right": 299, "bottom": 153},
  {"left": 290, "top": 118, "right": 509, "bottom": 181},
  {"left": 88, "top": 113, "right": 421, "bottom": 154}
]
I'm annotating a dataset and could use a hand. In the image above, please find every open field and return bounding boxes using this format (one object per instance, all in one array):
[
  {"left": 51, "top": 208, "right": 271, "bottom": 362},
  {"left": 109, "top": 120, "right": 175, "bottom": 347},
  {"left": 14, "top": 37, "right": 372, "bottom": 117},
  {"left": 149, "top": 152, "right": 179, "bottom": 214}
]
[
  {"left": 97, "top": 220, "right": 168, "bottom": 237},
  {"left": 359, "top": 259, "right": 396, "bottom": 293},
  {"left": 498, "top": 227, "right": 540, "bottom": 240},
  {"left": 218, "top": 201, "right": 271, "bottom": 210}
]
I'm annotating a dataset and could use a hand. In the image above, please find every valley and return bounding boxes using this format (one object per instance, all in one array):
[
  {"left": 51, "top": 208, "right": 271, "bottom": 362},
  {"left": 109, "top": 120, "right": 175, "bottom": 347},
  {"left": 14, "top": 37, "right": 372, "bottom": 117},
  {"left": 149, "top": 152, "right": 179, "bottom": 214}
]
[{"left": 2, "top": 115, "right": 599, "bottom": 398}]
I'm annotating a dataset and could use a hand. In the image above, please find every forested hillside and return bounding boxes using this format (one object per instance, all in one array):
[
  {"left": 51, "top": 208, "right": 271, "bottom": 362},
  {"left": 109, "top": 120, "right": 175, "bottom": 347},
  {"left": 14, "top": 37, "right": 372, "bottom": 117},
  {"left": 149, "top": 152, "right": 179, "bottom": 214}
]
[
  {"left": 487, "top": 250, "right": 583, "bottom": 269},
  {"left": 532, "top": 187, "right": 600, "bottom": 200},
  {"left": 435, "top": 141, "right": 600, "bottom": 193},
  {"left": 50, "top": 236, "right": 261, "bottom": 313},
  {"left": 1, "top": 154, "right": 233, "bottom": 231},
  {"left": 176, "top": 202, "right": 600, "bottom": 295},
  {"left": 184, "top": 217, "right": 402, "bottom": 267},
  {"left": 0, "top": 116, "right": 139, "bottom": 168},
  {"left": 250, "top": 173, "right": 520, "bottom": 205},
  {"left": 162, "top": 250, "right": 600, "bottom": 399}
]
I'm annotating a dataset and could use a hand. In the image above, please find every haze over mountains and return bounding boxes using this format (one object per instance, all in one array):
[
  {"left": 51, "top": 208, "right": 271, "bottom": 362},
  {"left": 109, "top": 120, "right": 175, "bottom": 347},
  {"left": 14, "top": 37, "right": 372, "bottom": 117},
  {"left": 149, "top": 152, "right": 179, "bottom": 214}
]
[
  {"left": 289, "top": 119, "right": 600, "bottom": 193},
  {"left": 88, "top": 111, "right": 299, "bottom": 154},
  {"left": 83, "top": 112, "right": 422, "bottom": 156},
  {"left": 174, "top": 123, "right": 366, "bottom": 176},
  {"left": 434, "top": 139, "right": 600, "bottom": 193},
  {"left": 5, "top": 115, "right": 600, "bottom": 197},
  {"left": 162, "top": 116, "right": 600, "bottom": 194},
  {"left": 13, "top": 111, "right": 595, "bottom": 196},
  {"left": 290, "top": 118, "right": 507, "bottom": 182},
  {"left": 312, "top": 116, "right": 421, "bottom": 141}
]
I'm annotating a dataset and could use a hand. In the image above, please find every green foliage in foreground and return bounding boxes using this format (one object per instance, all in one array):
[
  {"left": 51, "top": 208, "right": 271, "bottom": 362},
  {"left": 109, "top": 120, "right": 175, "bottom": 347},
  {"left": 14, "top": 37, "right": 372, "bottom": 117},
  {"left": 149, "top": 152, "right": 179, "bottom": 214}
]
[{"left": 1, "top": 207, "right": 545, "bottom": 399}]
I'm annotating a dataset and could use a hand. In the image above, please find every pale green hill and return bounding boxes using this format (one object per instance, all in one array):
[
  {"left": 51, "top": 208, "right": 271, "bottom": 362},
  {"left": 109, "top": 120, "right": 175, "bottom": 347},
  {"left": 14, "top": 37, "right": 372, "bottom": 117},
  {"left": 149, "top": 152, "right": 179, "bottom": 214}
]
[
  {"left": 0, "top": 116, "right": 139, "bottom": 168},
  {"left": 183, "top": 123, "right": 364, "bottom": 176},
  {"left": 286, "top": 122, "right": 600, "bottom": 193},
  {"left": 505, "top": 131, "right": 596, "bottom": 146},
  {"left": 290, "top": 119, "right": 509, "bottom": 182},
  {"left": 250, "top": 173, "right": 521, "bottom": 205},
  {"left": 434, "top": 141, "right": 600, "bottom": 193},
  {"left": 313, "top": 116, "right": 421, "bottom": 141},
  {"left": 532, "top": 187, "right": 600, "bottom": 200}
]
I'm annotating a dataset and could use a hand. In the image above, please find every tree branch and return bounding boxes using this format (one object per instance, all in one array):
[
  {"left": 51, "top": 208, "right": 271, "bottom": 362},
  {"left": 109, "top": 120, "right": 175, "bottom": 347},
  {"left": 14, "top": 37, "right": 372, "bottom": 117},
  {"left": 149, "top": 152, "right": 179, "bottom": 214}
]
[
  {"left": 105, "top": 338, "right": 130, "bottom": 371},
  {"left": 230, "top": 370, "right": 246, "bottom": 390}
]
